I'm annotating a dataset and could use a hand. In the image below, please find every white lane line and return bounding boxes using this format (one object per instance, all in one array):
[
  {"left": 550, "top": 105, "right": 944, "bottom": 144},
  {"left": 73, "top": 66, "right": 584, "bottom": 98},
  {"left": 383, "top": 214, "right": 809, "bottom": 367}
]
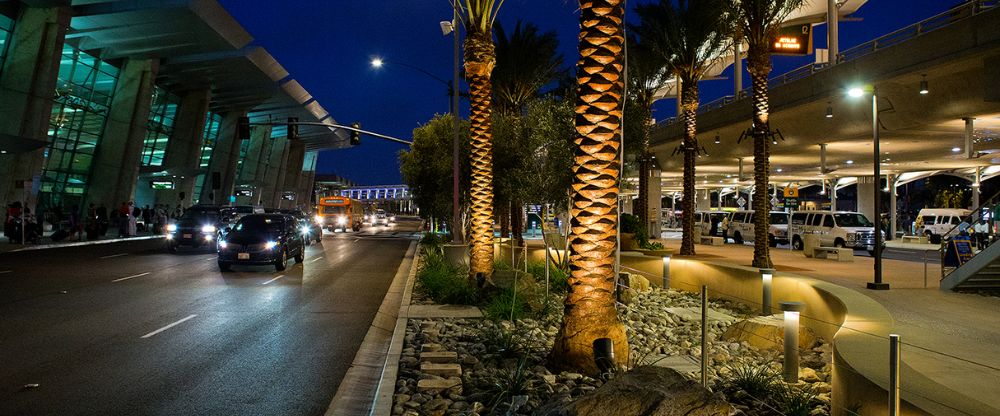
[
  {"left": 353, "top": 238, "right": 360, "bottom": 242},
  {"left": 310, "top": 256, "right": 324, "bottom": 263},
  {"left": 100, "top": 253, "right": 128, "bottom": 259},
  {"left": 0, "top": 270, "right": 12, "bottom": 274},
  {"left": 112, "top": 272, "right": 150, "bottom": 283},
  {"left": 140, "top": 314, "right": 197, "bottom": 339},
  {"left": 262, "top": 275, "right": 284, "bottom": 285}
]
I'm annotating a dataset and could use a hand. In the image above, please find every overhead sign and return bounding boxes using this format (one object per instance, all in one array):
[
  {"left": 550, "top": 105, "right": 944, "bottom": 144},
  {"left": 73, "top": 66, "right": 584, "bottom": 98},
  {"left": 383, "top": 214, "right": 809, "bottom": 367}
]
[
  {"left": 282, "top": 191, "right": 296, "bottom": 201},
  {"left": 235, "top": 189, "right": 253, "bottom": 197},
  {"left": 770, "top": 24, "right": 813, "bottom": 56},
  {"left": 737, "top": 197, "right": 747, "bottom": 208},
  {"left": 783, "top": 187, "right": 799, "bottom": 198},
  {"left": 150, "top": 180, "right": 174, "bottom": 190}
]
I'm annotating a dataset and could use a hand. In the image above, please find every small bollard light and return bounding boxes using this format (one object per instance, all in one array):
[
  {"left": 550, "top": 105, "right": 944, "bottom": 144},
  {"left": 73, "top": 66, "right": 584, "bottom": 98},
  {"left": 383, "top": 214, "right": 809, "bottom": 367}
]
[
  {"left": 760, "top": 268, "right": 775, "bottom": 315},
  {"left": 662, "top": 253, "right": 672, "bottom": 289},
  {"left": 889, "top": 334, "right": 901, "bottom": 416},
  {"left": 780, "top": 301, "right": 804, "bottom": 383},
  {"left": 593, "top": 338, "right": 616, "bottom": 380}
]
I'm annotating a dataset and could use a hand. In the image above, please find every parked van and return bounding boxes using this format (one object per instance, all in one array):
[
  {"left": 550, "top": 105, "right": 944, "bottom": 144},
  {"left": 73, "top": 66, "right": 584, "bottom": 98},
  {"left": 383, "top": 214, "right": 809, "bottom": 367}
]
[
  {"left": 916, "top": 208, "right": 970, "bottom": 239},
  {"left": 694, "top": 210, "right": 731, "bottom": 237},
  {"left": 729, "top": 210, "right": 790, "bottom": 246},
  {"left": 788, "top": 210, "right": 883, "bottom": 255}
]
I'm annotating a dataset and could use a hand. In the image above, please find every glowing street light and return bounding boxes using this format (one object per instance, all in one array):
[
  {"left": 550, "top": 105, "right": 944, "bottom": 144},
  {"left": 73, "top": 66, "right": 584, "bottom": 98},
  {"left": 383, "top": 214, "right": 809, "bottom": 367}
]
[
  {"left": 370, "top": 57, "right": 384, "bottom": 68},
  {"left": 848, "top": 87, "right": 865, "bottom": 98},
  {"left": 848, "top": 84, "right": 889, "bottom": 290}
]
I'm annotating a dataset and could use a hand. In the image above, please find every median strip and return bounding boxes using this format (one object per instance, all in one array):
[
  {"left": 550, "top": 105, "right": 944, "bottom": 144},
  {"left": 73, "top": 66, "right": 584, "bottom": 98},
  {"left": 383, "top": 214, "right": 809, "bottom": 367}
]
[
  {"left": 112, "top": 272, "right": 150, "bottom": 283},
  {"left": 141, "top": 314, "right": 197, "bottom": 339},
  {"left": 262, "top": 275, "right": 284, "bottom": 285},
  {"left": 100, "top": 253, "right": 128, "bottom": 259}
]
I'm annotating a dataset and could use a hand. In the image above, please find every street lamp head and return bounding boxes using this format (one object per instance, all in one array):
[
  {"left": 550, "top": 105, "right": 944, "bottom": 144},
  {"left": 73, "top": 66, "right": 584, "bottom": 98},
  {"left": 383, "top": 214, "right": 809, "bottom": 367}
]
[
  {"left": 848, "top": 87, "right": 865, "bottom": 98},
  {"left": 370, "top": 57, "right": 384, "bottom": 68},
  {"left": 440, "top": 20, "right": 455, "bottom": 36}
]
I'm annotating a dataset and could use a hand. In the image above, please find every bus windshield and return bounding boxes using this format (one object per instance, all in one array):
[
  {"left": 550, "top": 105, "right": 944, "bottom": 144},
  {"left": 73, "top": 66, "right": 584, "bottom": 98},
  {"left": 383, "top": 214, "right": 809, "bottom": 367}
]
[{"left": 320, "top": 205, "right": 346, "bottom": 215}]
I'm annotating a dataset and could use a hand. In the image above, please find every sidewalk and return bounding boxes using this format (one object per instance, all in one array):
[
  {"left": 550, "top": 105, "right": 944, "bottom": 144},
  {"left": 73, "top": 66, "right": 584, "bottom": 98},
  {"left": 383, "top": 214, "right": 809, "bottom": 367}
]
[
  {"left": 657, "top": 238, "right": 1000, "bottom": 411},
  {"left": 0, "top": 228, "right": 164, "bottom": 254}
]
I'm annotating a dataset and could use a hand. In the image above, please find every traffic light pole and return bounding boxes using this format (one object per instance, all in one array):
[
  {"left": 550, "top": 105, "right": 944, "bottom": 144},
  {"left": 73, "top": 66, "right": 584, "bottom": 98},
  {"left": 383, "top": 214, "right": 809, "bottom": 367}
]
[{"left": 246, "top": 120, "right": 413, "bottom": 146}]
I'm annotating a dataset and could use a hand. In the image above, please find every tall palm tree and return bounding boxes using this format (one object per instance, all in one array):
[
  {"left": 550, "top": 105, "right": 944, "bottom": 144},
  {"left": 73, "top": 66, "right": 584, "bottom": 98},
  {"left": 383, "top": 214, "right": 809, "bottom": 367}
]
[
  {"left": 730, "top": 0, "right": 805, "bottom": 268},
  {"left": 492, "top": 20, "right": 563, "bottom": 247},
  {"left": 452, "top": 0, "right": 505, "bottom": 278},
  {"left": 622, "top": 35, "right": 665, "bottom": 240},
  {"left": 633, "top": 0, "right": 733, "bottom": 256},
  {"left": 549, "top": 0, "right": 629, "bottom": 374}
]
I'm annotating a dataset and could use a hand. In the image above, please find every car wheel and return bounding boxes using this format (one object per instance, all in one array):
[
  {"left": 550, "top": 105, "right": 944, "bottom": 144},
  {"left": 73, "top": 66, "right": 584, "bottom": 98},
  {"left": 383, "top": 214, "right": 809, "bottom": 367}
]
[
  {"left": 867, "top": 249, "right": 876, "bottom": 256},
  {"left": 792, "top": 236, "right": 803, "bottom": 250},
  {"left": 167, "top": 243, "right": 178, "bottom": 253},
  {"left": 834, "top": 239, "right": 845, "bottom": 248},
  {"left": 768, "top": 235, "right": 778, "bottom": 247},
  {"left": 294, "top": 249, "right": 304, "bottom": 263},
  {"left": 304, "top": 238, "right": 311, "bottom": 246},
  {"left": 218, "top": 261, "right": 231, "bottom": 272},
  {"left": 275, "top": 250, "right": 288, "bottom": 271},
  {"left": 734, "top": 232, "right": 744, "bottom": 245}
]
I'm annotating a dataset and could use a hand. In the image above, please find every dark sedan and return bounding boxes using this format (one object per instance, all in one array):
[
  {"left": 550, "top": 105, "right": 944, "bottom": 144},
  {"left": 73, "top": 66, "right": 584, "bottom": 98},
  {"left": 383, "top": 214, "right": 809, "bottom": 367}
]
[
  {"left": 166, "top": 205, "right": 229, "bottom": 252},
  {"left": 217, "top": 214, "right": 305, "bottom": 272},
  {"left": 277, "top": 209, "right": 322, "bottom": 245}
]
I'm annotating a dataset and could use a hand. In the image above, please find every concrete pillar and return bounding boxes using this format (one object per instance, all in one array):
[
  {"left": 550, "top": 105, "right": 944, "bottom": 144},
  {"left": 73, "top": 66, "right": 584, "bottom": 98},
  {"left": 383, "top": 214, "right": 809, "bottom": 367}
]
[
  {"left": 156, "top": 88, "right": 211, "bottom": 207},
  {"left": 831, "top": 178, "right": 838, "bottom": 211},
  {"left": 260, "top": 136, "right": 289, "bottom": 208},
  {"left": 857, "top": 176, "right": 876, "bottom": 222},
  {"left": 200, "top": 112, "right": 246, "bottom": 205},
  {"left": 696, "top": 189, "right": 710, "bottom": 211},
  {"left": 0, "top": 6, "right": 71, "bottom": 210},
  {"left": 648, "top": 168, "right": 662, "bottom": 237},
  {"left": 86, "top": 58, "right": 159, "bottom": 209},
  {"left": 973, "top": 167, "right": 982, "bottom": 209},
  {"left": 964, "top": 117, "right": 975, "bottom": 159},
  {"left": 280, "top": 140, "right": 305, "bottom": 209},
  {"left": 733, "top": 41, "right": 742, "bottom": 94},
  {"left": 827, "top": 0, "right": 839, "bottom": 62},
  {"left": 236, "top": 125, "right": 272, "bottom": 205}
]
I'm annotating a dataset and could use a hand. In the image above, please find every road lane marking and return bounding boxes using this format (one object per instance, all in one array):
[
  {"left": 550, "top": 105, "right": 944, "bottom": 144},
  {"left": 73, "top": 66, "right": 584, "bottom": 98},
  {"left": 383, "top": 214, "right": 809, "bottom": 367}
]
[
  {"left": 0, "top": 270, "right": 12, "bottom": 274},
  {"left": 262, "top": 275, "right": 284, "bottom": 285},
  {"left": 100, "top": 253, "right": 128, "bottom": 259},
  {"left": 353, "top": 238, "right": 360, "bottom": 242},
  {"left": 112, "top": 272, "right": 150, "bottom": 282},
  {"left": 310, "top": 256, "right": 323, "bottom": 263},
  {"left": 141, "top": 314, "right": 197, "bottom": 339}
]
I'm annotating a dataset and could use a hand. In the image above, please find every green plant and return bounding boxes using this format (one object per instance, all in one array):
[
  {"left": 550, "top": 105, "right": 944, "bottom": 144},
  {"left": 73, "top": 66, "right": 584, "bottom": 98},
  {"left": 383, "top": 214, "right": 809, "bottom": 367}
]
[
  {"left": 526, "top": 262, "right": 569, "bottom": 294},
  {"left": 417, "top": 252, "right": 479, "bottom": 305},
  {"left": 419, "top": 232, "right": 445, "bottom": 254},
  {"left": 478, "top": 356, "right": 539, "bottom": 412},
  {"left": 494, "top": 260, "right": 513, "bottom": 271},
  {"left": 620, "top": 213, "right": 642, "bottom": 234},
  {"left": 478, "top": 323, "right": 531, "bottom": 358},
  {"left": 772, "top": 383, "right": 818, "bottom": 416},
  {"left": 641, "top": 240, "right": 664, "bottom": 250},
  {"left": 483, "top": 288, "right": 528, "bottom": 321},
  {"left": 725, "top": 360, "right": 779, "bottom": 399}
]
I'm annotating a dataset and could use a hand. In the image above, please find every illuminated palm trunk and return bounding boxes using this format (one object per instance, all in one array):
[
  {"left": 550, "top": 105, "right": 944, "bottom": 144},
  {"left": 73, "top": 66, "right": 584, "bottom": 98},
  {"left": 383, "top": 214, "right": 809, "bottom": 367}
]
[
  {"left": 749, "top": 54, "right": 773, "bottom": 268},
  {"left": 465, "top": 31, "right": 496, "bottom": 278},
  {"left": 550, "top": 0, "right": 629, "bottom": 374},
  {"left": 680, "top": 80, "right": 699, "bottom": 256}
]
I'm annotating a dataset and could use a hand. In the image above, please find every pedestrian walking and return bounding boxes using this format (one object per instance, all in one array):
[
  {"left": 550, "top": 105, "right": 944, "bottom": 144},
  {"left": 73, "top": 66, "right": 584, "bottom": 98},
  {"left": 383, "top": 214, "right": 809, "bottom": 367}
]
[
  {"left": 721, "top": 215, "right": 730, "bottom": 244},
  {"left": 86, "top": 203, "right": 99, "bottom": 240},
  {"left": 97, "top": 204, "right": 109, "bottom": 236},
  {"left": 974, "top": 218, "right": 989, "bottom": 250},
  {"left": 118, "top": 202, "right": 130, "bottom": 237},
  {"left": 127, "top": 202, "right": 138, "bottom": 236},
  {"left": 68, "top": 205, "right": 82, "bottom": 241}
]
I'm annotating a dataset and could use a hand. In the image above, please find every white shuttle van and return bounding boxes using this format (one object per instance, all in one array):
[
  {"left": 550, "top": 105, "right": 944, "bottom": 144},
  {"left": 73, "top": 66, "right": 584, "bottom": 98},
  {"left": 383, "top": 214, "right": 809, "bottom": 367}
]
[
  {"left": 728, "top": 210, "right": 790, "bottom": 246},
  {"left": 916, "top": 208, "right": 970, "bottom": 239},
  {"left": 788, "top": 210, "right": 883, "bottom": 255}
]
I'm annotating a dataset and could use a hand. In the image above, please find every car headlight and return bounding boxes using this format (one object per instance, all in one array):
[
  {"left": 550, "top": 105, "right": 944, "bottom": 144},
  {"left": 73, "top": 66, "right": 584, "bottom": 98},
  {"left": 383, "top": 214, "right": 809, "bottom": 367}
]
[
  {"left": 390, "top": 216, "right": 396, "bottom": 222},
  {"left": 201, "top": 225, "right": 217, "bottom": 233},
  {"left": 314, "top": 215, "right": 324, "bottom": 224},
  {"left": 166, "top": 224, "right": 177, "bottom": 232},
  {"left": 301, "top": 226, "right": 310, "bottom": 235},
  {"left": 219, "top": 240, "right": 228, "bottom": 249},
  {"left": 337, "top": 216, "right": 347, "bottom": 225},
  {"left": 265, "top": 241, "right": 278, "bottom": 250}
]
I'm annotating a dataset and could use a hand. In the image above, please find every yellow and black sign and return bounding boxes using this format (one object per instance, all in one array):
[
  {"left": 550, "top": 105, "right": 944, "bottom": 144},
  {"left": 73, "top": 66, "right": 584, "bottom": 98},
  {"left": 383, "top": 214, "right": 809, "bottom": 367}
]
[
  {"left": 769, "top": 24, "right": 813, "bottom": 56},
  {"left": 783, "top": 187, "right": 799, "bottom": 198}
]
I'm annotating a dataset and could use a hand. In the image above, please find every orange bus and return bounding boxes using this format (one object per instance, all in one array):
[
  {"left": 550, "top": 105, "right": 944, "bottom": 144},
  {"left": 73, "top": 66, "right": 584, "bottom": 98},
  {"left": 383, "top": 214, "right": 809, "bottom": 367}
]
[{"left": 316, "top": 196, "right": 364, "bottom": 232}]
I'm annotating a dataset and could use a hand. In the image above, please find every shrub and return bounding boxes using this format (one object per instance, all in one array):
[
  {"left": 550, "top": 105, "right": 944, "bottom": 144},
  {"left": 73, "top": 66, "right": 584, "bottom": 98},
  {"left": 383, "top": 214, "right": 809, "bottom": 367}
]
[
  {"left": 478, "top": 356, "right": 539, "bottom": 412},
  {"left": 478, "top": 323, "right": 530, "bottom": 358},
  {"left": 417, "top": 252, "right": 478, "bottom": 304},
  {"left": 483, "top": 288, "right": 528, "bottom": 321},
  {"left": 620, "top": 213, "right": 642, "bottom": 234},
  {"left": 725, "top": 360, "right": 779, "bottom": 400},
  {"left": 773, "top": 383, "right": 818, "bottom": 416},
  {"left": 419, "top": 232, "right": 445, "bottom": 253},
  {"left": 526, "top": 262, "right": 569, "bottom": 294},
  {"left": 641, "top": 240, "right": 665, "bottom": 250}
]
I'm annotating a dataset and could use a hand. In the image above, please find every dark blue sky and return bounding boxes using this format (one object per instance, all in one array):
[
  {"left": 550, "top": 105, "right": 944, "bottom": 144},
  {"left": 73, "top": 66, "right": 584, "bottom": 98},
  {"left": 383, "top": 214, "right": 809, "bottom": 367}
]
[{"left": 219, "top": 0, "right": 954, "bottom": 185}]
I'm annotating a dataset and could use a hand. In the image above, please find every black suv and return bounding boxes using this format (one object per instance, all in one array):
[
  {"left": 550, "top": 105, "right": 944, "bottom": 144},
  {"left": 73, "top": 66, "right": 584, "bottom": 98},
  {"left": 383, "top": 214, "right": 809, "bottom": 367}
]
[
  {"left": 166, "top": 205, "right": 229, "bottom": 252},
  {"left": 217, "top": 214, "right": 305, "bottom": 271}
]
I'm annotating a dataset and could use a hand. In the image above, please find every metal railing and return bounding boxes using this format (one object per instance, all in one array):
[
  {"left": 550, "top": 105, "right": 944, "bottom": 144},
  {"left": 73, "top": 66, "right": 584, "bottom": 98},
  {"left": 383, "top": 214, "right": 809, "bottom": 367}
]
[
  {"left": 657, "top": 0, "right": 999, "bottom": 128},
  {"left": 938, "top": 190, "right": 1000, "bottom": 279}
]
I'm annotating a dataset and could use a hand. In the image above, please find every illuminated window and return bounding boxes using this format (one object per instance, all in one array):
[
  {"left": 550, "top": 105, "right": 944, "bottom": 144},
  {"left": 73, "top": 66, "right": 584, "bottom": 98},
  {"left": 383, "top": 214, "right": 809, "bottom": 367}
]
[
  {"left": 140, "top": 86, "right": 179, "bottom": 166},
  {"left": 0, "top": 14, "right": 13, "bottom": 75}
]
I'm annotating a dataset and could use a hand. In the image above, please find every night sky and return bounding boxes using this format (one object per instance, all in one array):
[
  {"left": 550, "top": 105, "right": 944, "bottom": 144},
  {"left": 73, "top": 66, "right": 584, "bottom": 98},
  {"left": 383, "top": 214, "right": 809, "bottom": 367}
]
[{"left": 219, "top": 0, "right": 954, "bottom": 186}]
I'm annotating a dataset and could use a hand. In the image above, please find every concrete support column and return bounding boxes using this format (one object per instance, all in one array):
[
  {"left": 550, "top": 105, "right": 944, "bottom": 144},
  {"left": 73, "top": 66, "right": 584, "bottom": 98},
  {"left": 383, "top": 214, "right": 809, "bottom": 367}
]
[
  {"left": 827, "top": 0, "right": 839, "bottom": 62},
  {"left": 733, "top": 41, "right": 742, "bottom": 94},
  {"left": 235, "top": 125, "right": 270, "bottom": 206},
  {"left": 260, "top": 136, "right": 289, "bottom": 208},
  {"left": 857, "top": 176, "right": 876, "bottom": 223},
  {"left": 973, "top": 167, "right": 982, "bottom": 209},
  {"left": 0, "top": 6, "right": 71, "bottom": 210},
  {"left": 647, "top": 168, "right": 662, "bottom": 237},
  {"left": 297, "top": 171, "right": 316, "bottom": 211},
  {"left": 86, "top": 58, "right": 159, "bottom": 209},
  {"left": 280, "top": 140, "right": 305, "bottom": 209},
  {"left": 696, "top": 189, "right": 710, "bottom": 211},
  {"left": 200, "top": 112, "right": 246, "bottom": 205},
  {"left": 964, "top": 117, "right": 975, "bottom": 159},
  {"left": 156, "top": 88, "right": 211, "bottom": 207},
  {"left": 831, "top": 178, "right": 838, "bottom": 211}
]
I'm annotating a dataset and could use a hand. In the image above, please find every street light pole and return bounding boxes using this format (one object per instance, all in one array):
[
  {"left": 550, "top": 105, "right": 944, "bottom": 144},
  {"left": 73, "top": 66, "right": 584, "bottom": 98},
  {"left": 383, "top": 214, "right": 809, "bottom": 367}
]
[
  {"left": 451, "top": 6, "right": 463, "bottom": 244},
  {"left": 867, "top": 86, "right": 889, "bottom": 290}
]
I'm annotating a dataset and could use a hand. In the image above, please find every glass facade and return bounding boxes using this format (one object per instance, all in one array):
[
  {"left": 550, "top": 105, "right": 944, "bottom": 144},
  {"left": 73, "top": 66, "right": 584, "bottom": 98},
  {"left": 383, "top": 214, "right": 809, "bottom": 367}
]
[
  {"left": 140, "top": 86, "right": 179, "bottom": 166},
  {"left": 192, "top": 112, "right": 222, "bottom": 204},
  {"left": 303, "top": 151, "right": 318, "bottom": 172},
  {"left": 0, "top": 14, "right": 13, "bottom": 74},
  {"left": 40, "top": 44, "right": 119, "bottom": 210}
]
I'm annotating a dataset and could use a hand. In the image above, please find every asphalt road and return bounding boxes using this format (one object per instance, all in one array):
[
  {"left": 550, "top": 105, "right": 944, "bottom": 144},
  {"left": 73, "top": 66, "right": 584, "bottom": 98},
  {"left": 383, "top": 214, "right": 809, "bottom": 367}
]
[{"left": 0, "top": 221, "right": 422, "bottom": 416}]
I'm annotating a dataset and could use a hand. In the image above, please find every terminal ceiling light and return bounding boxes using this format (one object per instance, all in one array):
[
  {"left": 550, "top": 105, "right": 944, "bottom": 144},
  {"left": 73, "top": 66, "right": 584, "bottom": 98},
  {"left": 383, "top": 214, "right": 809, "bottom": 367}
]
[
  {"left": 825, "top": 103, "right": 833, "bottom": 118},
  {"left": 919, "top": 75, "right": 929, "bottom": 95},
  {"left": 848, "top": 87, "right": 865, "bottom": 98},
  {"left": 846, "top": 160, "right": 854, "bottom": 164},
  {"left": 952, "top": 147, "right": 962, "bottom": 152},
  {"left": 715, "top": 133, "right": 720, "bottom": 144}
]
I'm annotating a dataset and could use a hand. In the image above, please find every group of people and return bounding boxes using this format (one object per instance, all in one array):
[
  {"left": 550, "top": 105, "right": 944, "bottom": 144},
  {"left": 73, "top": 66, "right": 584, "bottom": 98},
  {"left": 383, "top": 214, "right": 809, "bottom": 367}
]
[
  {"left": 3, "top": 201, "right": 40, "bottom": 244},
  {"left": 109, "top": 202, "right": 184, "bottom": 238},
  {"left": 3, "top": 200, "right": 189, "bottom": 244}
]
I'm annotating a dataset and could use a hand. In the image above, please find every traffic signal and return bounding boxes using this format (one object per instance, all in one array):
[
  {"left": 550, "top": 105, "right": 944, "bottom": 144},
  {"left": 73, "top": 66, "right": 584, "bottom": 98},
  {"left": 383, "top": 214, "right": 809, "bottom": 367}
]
[
  {"left": 237, "top": 116, "right": 251, "bottom": 141},
  {"left": 350, "top": 122, "right": 361, "bottom": 146},
  {"left": 287, "top": 117, "right": 299, "bottom": 140}
]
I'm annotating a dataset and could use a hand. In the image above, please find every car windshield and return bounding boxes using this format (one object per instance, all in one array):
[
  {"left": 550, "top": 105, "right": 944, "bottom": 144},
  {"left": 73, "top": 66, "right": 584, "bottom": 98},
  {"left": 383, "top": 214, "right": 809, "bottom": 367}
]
[
  {"left": 181, "top": 210, "right": 218, "bottom": 223},
  {"left": 769, "top": 213, "right": 788, "bottom": 224},
  {"left": 234, "top": 216, "right": 284, "bottom": 233},
  {"left": 834, "top": 213, "right": 873, "bottom": 228}
]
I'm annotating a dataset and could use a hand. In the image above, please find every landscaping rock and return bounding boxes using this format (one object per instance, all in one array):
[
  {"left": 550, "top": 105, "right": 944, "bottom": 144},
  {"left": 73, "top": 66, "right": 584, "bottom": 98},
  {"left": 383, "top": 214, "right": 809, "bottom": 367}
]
[
  {"left": 722, "top": 315, "right": 818, "bottom": 351},
  {"left": 536, "top": 366, "right": 733, "bottom": 416},
  {"left": 420, "top": 363, "right": 462, "bottom": 377}
]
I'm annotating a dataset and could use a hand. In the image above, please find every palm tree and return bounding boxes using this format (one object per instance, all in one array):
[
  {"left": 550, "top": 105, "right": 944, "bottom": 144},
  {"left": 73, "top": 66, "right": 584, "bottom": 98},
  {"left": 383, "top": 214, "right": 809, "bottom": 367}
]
[
  {"left": 730, "top": 0, "right": 805, "bottom": 268},
  {"left": 633, "top": 0, "right": 733, "bottom": 256},
  {"left": 491, "top": 20, "right": 563, "bottom": 247},
  {"left": 622, "top": 35, "right": 665, "bottom": 242},
  {"left": 452, "top": 0, "right": 505, "bottom": 278},
  {"left": 549, "top": 0, "right": 629, "bottom": 375}
]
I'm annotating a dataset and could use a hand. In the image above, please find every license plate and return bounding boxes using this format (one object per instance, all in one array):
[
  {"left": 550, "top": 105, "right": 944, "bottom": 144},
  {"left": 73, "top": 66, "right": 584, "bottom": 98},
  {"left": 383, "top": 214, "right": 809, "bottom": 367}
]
[
  {"left": 238, "top": 253, "right": 250, "bottom": 260},
  {"left": 866, "top": 245, "right": 874, "bottom": 251},
  {"left": 182, "top": 233, "right": 193, "bottom": 239}
]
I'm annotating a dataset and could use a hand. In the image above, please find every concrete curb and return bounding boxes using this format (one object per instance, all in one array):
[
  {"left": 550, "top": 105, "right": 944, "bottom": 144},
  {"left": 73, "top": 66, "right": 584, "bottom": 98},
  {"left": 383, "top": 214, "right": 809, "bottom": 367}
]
[
  {"left": 325, "top": 240, "right": 418, "bottom": 416},
  {"left": 7, "top": 235, "right": 165, "bottom": 252}
]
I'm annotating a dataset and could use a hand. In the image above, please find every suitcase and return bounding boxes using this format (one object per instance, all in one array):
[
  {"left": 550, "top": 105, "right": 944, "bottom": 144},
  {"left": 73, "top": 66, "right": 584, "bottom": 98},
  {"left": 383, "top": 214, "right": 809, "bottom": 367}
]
[{"left": 50, "top": 229, "right": 69, "bottom": 242}]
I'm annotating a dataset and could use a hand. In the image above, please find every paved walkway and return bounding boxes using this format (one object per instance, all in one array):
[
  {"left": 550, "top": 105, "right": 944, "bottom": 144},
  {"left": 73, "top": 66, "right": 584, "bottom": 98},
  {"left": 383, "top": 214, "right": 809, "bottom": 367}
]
[
  {"left": 0, "top": 228, "right": 162, "bottom": 254},
  {"left": 658, "top": 238, "right": 1000, "bottom": 410}
]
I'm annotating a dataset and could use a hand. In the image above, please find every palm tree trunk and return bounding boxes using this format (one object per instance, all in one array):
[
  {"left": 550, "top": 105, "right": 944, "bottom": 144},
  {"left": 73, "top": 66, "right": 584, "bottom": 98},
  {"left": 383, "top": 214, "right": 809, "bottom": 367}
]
[
  {"left": 498, "top": 202, "right": 510, "bottom": 239},
  {"left": 749, "top": 57, "right": 773, "bottom": 268},
  {"left": 637, "top": 155, "right": 649, "bottom": 234},
  {"left": 550, "top": 0, "right": 629, "bottom": 375},
  {"left": 680, "top": 80, "right": 698, "bottom": 256},
  {"left": 465, "top": 31, "right": 496, "bottom": 279},
  {"left": 511, "top": 200, "right": 524, "bottom": 247}
]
